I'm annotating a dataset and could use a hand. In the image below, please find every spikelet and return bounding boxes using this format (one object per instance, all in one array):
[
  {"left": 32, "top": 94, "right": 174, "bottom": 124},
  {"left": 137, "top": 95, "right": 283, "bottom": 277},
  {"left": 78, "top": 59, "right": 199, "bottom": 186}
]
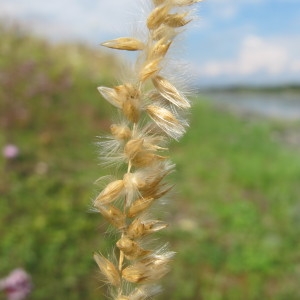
[
  {"left": 126, "top": 218, "right": 168, "bottom": 239},
  {"left": 148, "top": 39, "right": 172, "bottom": 60},
  {"left": 110, "top": 124, "right": 132, "bottom": 140},
  {"left": 147, "top": 5, "right": 170, "bottom": 30},
  {"left": 94, "top": 179, "right": 124, "bottom": 206},
  {"left": 152, "top": 75, "right": 190, "bottom": 108},
  {"left": 164, "top": 12, "right": 191, "bottom": 28},
  {"left": 146, "top": 104, "right": 187, "bottom": 140},
  {"left": 97, "top": 205, "right": 126, "bottom": 230},
  {"left": 94, "top": 253, "right": 120, "bottom": 287},
  {"left": 139, "top": 58, "right": 162, "bottom": 82},
  {"left": 151, "top": 24, "right": 177, "bottom": 41},
  {"left": 92, "top": 0, "right": 199, "bottom": 298},
  {"left": 122, "top": 251, "right": 174, "bottom": 283},
  {"left": 102, "top": 37, "right": 145, "bottom": 51},
  {"left": 97, "top": 87, "right": 123, "bottom": 108},
  {"left": 116, "top": 237, "right": 151, "bottom": 260},
  {"left": 127, "top": 197, "right": 155, "bottom": 218}
]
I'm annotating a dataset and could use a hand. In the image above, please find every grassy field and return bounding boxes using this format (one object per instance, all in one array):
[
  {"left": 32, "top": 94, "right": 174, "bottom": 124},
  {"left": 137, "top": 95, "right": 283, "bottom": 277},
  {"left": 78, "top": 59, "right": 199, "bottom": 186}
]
[{"left": 1, "top": 25, "right": 300, "bottom": 300}]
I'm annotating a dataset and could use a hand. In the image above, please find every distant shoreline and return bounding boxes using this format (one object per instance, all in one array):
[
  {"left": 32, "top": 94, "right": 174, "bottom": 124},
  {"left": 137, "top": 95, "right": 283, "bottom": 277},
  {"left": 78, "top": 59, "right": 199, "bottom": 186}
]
[{"left": 197, "top": 84, "right": 300, "bottom": 94}]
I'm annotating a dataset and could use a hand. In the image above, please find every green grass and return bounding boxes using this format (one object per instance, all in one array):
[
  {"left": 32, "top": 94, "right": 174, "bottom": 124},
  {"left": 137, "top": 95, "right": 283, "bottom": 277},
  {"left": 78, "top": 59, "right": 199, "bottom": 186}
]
[{"left": 1, "top": 25, "right": 300, "bottom": 300}]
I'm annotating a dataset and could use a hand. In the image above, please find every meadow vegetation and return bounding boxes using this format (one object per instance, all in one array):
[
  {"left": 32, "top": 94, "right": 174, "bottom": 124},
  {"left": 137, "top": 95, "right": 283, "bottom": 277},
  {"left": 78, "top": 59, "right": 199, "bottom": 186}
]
[{"left": 1, "top": 24, "right": 300, "bottom": 299}]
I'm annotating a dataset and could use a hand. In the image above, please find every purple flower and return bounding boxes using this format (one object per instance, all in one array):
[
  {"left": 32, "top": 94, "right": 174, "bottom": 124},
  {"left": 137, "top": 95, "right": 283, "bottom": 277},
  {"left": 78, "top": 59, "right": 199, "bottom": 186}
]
[
  {"left": 2, "top": 144, "right": 19, "bottom": 159},
  {"left": 0, "top": 269, "right": 32, "bottom": 300}
]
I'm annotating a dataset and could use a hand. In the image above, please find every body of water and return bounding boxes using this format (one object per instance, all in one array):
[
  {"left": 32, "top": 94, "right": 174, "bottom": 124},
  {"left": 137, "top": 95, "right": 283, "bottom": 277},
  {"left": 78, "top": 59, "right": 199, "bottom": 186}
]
[{"left": 202, "top": 91, "right": 300, "bottom": 120}]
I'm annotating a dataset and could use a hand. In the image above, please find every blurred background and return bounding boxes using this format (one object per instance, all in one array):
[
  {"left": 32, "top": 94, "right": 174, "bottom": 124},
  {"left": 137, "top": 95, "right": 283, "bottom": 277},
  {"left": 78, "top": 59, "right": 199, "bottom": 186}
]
[{"left": 1, "top": 0, "right": 300, "bottom": 299}]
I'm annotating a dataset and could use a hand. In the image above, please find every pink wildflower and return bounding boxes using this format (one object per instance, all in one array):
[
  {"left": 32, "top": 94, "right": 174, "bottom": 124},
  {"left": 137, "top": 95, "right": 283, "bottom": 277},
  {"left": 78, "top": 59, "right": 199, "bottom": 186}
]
[
  {"left": 2, "top": 144, "right": 19, "bottom": 159},
  {"left": 0, "top": 269, "right": 32, "bottom": 300}
]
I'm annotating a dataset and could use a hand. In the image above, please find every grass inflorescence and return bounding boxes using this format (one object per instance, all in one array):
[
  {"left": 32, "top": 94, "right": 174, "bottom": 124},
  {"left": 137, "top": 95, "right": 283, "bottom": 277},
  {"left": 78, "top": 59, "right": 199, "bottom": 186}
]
[{"left": 92, "top": 1, "right": 200, "bottom": 299}]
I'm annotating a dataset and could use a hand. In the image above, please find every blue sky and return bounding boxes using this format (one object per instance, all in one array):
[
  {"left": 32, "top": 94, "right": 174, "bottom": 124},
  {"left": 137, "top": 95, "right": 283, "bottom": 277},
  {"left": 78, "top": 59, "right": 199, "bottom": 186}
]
[{"left": 1, "top": 0, "right": 299, "bottom": 87}]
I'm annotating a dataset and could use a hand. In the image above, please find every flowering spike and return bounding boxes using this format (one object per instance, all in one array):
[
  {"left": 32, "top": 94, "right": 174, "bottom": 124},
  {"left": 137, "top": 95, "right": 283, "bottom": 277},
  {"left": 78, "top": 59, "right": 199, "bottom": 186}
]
[{"left": 92, "top": 0, "right": 199, "bottom": 298}]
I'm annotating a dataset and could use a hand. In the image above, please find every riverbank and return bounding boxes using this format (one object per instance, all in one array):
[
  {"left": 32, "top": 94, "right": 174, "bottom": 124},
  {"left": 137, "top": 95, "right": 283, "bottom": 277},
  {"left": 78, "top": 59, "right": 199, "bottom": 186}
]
[{"left": 200, "top": 90, "right": 300, "bottom": 121}]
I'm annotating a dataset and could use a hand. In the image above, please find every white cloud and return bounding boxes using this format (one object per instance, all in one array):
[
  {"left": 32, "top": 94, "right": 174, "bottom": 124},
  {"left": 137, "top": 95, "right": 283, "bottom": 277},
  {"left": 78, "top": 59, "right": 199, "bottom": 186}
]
[
  {"left": 0, "top": 0, "right": 143, "bottom": 42},
  {"left": 199, "top": 35, "right": 300, "bottom": 79}
]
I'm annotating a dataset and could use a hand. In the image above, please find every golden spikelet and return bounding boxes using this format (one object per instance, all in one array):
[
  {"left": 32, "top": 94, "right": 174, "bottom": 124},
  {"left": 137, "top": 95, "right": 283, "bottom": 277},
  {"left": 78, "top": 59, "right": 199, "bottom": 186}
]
[
  {"left": 139, "top": 58, "right": 162, "bottom": 82},
  {"left": 94, "top": 179, "right": 124, "bottom": 206},
  {"left": 116, "top": 237, "right": 150, "bottom": 260},
  {"left": 102, "top": 37, "right": 145, "bottom": 51},
  {"left": 126, "top": 218, "right": 147, "bottom": 239},
  {"left": 126, "top": 218, "right": 168, "bottom": 239},
  {"left": 97, "top": 205, "right": 126, "bottom": 230},
  {"left": 122, "top": 98, "right": 141, "bottom": 123},
  {"left": 122, "top": 253, "right": 172, "bottom": 284},
  {"left": 131, "top": 151, "right": 167, "bottom": 168},
  {"left": 110, "top": 124, "right": 132, "bottom": 140},
  {"left": 97, "top": 86, "right": 122, "bottom": 108},
  {"left": 152, "top": 75, "right": 190, "bottom": 108},
  {"left": 124, "top": 139, "right": 144, "bottom": 160},
  {"left": 146, "top": 104, "right": 186, "bottom": 140},
  {"left": 127, "top": 197, "right": 155, "bottom": 218},
  {"left": 94, "top": 253, "right": 121, "bottom": 287},
  {"left": 164, "top": 12, "right": 191, "bottom": 28},
  {"left": 149, "top": 39, "right": 172, "bottom": 59},
  {"left": 151, "top": 24, "right": 177, "bottom": 41},
  {"left": 147, "top": 5, "right": 170, "bottom": 30}
]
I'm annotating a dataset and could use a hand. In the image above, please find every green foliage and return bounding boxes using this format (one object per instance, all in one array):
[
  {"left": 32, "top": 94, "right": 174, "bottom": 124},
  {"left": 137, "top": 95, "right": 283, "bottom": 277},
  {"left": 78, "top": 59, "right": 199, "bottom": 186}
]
[
  {"left": 1, "top": 25, "right": 300, "bottom": 299},
  {"left": 164, "top": 100, "right": 300, "bottom": 300}
]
